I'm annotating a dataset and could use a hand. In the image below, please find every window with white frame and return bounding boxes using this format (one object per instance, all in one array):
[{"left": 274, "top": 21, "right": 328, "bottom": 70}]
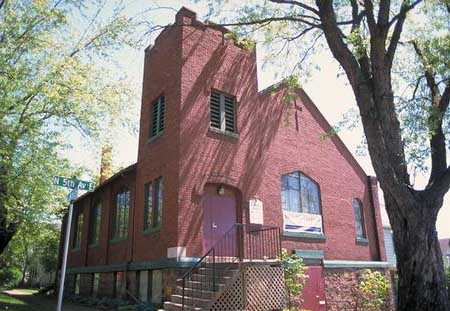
[
  {"left": 210, "top": 90, "right": 236, "bottom": 133},
  {"left": 150, "top": 95, "right": 165, "bottom": 137}
]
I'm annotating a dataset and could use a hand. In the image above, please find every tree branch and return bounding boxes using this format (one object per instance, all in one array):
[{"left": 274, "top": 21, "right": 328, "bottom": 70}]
[
  {"left": 412, "top": 41, "right": 450, "bottom": 187},
  {"left": 269, "top": 0, "right": 320, "bottom": 16},
  {"left": 386, "top": 0, "right": 423, "bottom": 67},
  {"left": 218, "top": 16, "right": 322, "bottom": 29}
]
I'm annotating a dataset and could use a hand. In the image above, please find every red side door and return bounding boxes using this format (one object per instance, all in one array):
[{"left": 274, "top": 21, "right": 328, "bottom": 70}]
[
  {"left": 301, "top": 266, "right": 326, "bottom": 311},
  {"left": 202, "top": 188, "right": 237, "bottom": 252}
]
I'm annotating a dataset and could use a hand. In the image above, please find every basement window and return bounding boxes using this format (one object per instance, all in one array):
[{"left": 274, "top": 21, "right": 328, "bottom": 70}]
[
  {"left": 150, "top": 95, "right": 165, "bottom": 138},
  {"left": 210, "top": 90, "right": 236, "bottom": 133}
]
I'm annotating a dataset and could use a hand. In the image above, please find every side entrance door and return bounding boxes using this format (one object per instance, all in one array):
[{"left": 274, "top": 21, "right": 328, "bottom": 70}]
[
  {"left": 202, "top": 185, "right": 237, "bottom": 252},
  {"left": 301, "top": 266, "right": 326, "bottom": 311}
]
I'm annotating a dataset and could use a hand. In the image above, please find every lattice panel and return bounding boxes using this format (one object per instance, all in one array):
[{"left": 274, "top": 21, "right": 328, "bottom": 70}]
[
  {"left": 209, "top": 274, "right": 244, "bottom": 311},
  {"left": 208, "top": 264, "right": 287, "bottom": 311},
  {"left": 244, "top": 265, "right": 287, "bottom": 311}
]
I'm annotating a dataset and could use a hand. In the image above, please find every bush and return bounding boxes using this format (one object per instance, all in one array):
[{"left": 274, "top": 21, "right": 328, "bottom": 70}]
[
  {"left": 0, "top": 266, "right": 22, "bottom": 289},
  {"left": 356, "top": 269, "right": 390, "bottom": 311},
  {"left": 281, "top": 249, "right": 308, "bottom": 311}
]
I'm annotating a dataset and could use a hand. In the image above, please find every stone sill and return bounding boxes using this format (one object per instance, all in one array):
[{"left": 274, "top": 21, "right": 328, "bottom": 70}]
[
  {"left": 356, "top": 237, "right": 369, "bottom": 246},
  {"left": 208, "top": 127, "right": 239, "bottom": 139},
  {"left": 283, "top": 231, "right": 326, "bottom": 241}
]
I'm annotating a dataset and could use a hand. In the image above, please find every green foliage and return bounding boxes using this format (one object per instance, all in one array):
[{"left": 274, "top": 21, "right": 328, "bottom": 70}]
[
  {"left": 1, "top": 221, "right": 60, "bottom": 287},
  {"left": 356, "top": 269, "right": 391, "bottom": 311},
  {"left": 224, "top": 31, "right": 256, "bottom": 50},
  {"left": 347, "top": 28, "right": 369, "bottom": 59},
  {"left": 0, "top": 0, "right": 142, "bottom": 253},
  {"left": 281, "top": 249, "right": 308, "bottom": 310},
  {"left": 0, "top": 266, "right": 22, "bottom": 289}
]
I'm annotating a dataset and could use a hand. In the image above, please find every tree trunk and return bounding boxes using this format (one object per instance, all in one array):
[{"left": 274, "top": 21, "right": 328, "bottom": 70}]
[{"left": 385, "top": 193, "right": 450, "bottom": 311}]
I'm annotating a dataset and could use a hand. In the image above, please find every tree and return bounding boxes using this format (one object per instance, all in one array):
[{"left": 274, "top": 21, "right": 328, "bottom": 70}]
[
  {"left": 0, "top": 0, "right": 149, "bottom": 254},
  {"left": 202, "top": 0, "right": 450, "bottom": 310}
]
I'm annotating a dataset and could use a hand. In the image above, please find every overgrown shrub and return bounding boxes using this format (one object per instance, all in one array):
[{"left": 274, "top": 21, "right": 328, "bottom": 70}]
[
  {"left": 0, "top": 266, "right": 22, "bottom": 289},
  {"left": 281, "top": 249, "right": 308, "bottom": 311},
  {"left": 356, "top": 269, "right": 390, "bottom": 311}
]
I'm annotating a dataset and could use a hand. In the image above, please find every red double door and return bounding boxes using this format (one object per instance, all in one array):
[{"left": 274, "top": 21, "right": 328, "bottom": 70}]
[{"left": 301, "top": 266, "right": 327, "bottom": 311}]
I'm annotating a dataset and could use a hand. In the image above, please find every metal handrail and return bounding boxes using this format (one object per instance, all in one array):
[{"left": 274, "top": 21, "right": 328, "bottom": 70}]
[{"left": 181, "top": 223, "right": 281, "bottom": 310}]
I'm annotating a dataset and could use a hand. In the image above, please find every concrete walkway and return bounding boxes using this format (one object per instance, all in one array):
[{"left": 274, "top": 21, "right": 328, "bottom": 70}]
[{"left": 1, "top": 289, "right": 100, "bottom": 311}]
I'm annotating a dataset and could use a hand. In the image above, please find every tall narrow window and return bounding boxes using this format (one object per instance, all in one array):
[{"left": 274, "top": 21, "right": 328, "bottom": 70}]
[
  {"left": 72, "top": 212, "right": 83, "bottom": 249},
  {"left": 150, "top": 95, "right": 165, "bottom": 137},
  {"left": 210, "top": 90, "right": 236, "bottom": 133},
  {"left": 144, "top": 178, "right": 163, "bottom": 231},
  {"left": 89, "top": 201, "right": 101, "bottom": 245},
  {"left": 353, "top": 199, "right": 366, "bottom": 239},
  {"left": 113, "top": 190, "right": 130, "bottom": 240}
]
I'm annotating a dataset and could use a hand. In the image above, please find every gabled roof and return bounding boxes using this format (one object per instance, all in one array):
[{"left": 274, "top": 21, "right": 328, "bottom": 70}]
[
  {"left": 73, "top": 163, "right": 137, "bottom": 204},
  {"left": 258, "top": 82, "right": 369, "bottom": 180}
]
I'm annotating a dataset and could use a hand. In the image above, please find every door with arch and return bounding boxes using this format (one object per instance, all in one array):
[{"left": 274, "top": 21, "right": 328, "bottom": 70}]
[{"left": 202, "top": 184, "right": 237, "bottom": 252}]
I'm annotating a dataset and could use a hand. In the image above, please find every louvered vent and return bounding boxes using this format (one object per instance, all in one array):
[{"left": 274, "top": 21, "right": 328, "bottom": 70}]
[
  {"left": 150, "top": 95, "right": 165, "bottom": 138},
  {"left": 159, "top": 96, "right": 165, "bottom": 132},
  {"left": 210, "top": 90, "right": 236, "bottom": 133},
  {"left": 224, "top": 95, "right": 235, "bottom": 132},
  {"left": 210, "top": 91, "right": 221, "bottom": 129}
]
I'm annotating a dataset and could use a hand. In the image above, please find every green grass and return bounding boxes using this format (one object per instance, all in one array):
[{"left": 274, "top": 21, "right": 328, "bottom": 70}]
[
  {"left": 0, "top": 290, "right": 54, "bottom": 311},
  {"left": 0, "top": 292, "right": 28, "bottom": 310}
]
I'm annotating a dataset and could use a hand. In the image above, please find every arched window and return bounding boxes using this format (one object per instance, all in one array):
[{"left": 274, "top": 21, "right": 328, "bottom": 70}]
[
  {"left": 113, "top": 189, "right": 130, "bottom": 239},
  {"left": 281, "top": 171, "right": 321, "bottom": 214},
  {"left": 353, "top": 199, "right": 366, "bottom": 239}
]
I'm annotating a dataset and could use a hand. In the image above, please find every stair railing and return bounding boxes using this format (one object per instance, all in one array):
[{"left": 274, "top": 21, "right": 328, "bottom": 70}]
[{"left": 181, "top": 223, "right": 281, "bottom": 310}]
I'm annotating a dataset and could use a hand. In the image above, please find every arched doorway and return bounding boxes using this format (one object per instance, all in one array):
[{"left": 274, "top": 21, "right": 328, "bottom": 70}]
[{"left": 202, "top": 184, "right": 237, "bottom": 252}]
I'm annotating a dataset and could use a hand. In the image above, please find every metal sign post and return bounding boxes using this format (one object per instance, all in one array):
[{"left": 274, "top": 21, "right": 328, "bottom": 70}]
[{"left": 53, "top": 177, "right": 94, "bottom": 311}]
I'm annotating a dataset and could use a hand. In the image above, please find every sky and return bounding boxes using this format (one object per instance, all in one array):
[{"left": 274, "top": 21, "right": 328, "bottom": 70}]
[{"left": 66, "top": 0, "right": 450, "bottom": 238}]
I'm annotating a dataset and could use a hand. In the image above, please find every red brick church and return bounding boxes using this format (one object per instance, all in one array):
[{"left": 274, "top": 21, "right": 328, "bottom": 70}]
[{"left": 59, "top": 7, "right": 390, "bottom": 311}]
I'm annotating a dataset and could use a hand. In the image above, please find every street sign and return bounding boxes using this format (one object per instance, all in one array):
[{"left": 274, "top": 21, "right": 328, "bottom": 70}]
[{"left": 53, "top": 176, "right": 95, "bottom": 191}]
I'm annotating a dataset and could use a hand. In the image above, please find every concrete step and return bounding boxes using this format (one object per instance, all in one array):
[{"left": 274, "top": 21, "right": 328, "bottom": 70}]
[
  {"left": 174, "top": 286, "right": 216, "bottom": 299},
  {"left": 197, "top": 267, "right": 238, "bottom": 277},
  {"left": 189, "top": 273, "right": 232, "bottom": 283},
  {"left": 170, "top": 294, "right": 211, "bottom": 307},
  {"left": 182, "top": 280, "right": 225, "bottom": 291},
  {"left": 164, "top": 301, "right": 203, "bottom": 311}
]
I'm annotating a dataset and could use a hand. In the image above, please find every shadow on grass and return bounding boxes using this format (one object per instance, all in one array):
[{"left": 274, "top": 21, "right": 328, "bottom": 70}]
[{"left": 0, "top": 290, "right": 55, "bottom": 311}]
